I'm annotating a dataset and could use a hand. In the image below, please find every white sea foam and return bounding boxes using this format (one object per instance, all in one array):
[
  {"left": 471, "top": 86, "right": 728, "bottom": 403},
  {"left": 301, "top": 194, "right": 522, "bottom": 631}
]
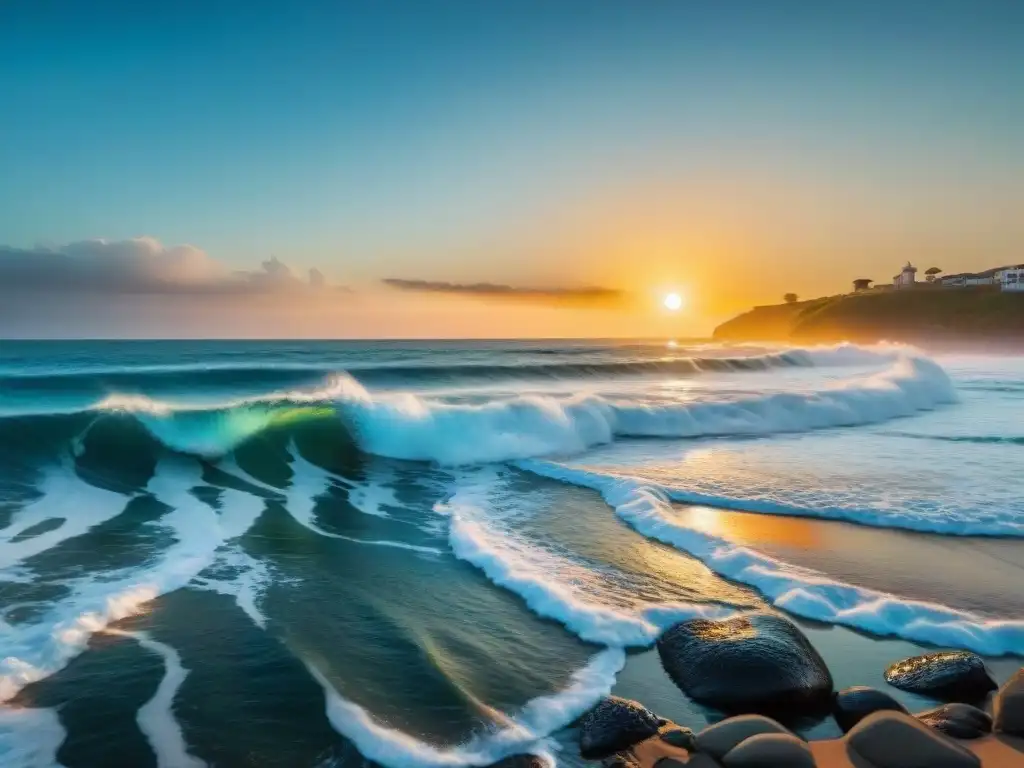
[
  {"left": 308, "top": 647, "right": 623, "bottom": 768},
  {"left": 0, "top": 703, "right": 66, "bottom": 768},
  {"left": 105, "top": 630, "right": 204, "bottom": 768},
  {"left": 226, "top": 451, "right": 444, "bottom": 555},
  {"left": 440, "top": 484, "right": 730, "bottom": 646},
  {"left": 576, "top": 448, "right": 1024, "bottom": 537},
  {"left": 191, "top": 547, "right": 271, "bottom": 629},
  {"left": 0, "top": 463, "right": 134, "bottom": 571},
  {"left": 519, "top": 460, "right": 1024, "bottom": 656},
  {"left": 0, "top": 459, "right": 267, "bottom": 702},
  {"left": 338, "top": 355, "right": 955, "bottom": 465}
]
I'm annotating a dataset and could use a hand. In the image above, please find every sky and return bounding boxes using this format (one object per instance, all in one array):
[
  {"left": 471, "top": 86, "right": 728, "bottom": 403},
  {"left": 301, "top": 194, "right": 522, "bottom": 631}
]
[{"left": 0, "top": 0, "right": 1021, "bottom": 338}]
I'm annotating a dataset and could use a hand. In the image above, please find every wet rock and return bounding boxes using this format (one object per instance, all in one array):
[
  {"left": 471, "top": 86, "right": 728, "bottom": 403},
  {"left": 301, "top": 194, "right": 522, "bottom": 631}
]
[
  {"left": 916, "top": 703, "right": 992, "bottom": 739},
  {"left": 655, "top": 758, "right": 718, "bottom": 768},
  {"left": 721, "top": 732, "right": 816, "bottom": 767},
  {"left": 994, "top": 667, "right": 1024, "bottom": 736},
  {"left": 579, "top": 696, "right": 662, "bottom": 759},
  {"left": 833, "top": 686, "right": 909, "bottom": 733},
  {"left": 486, "top": 757, "right": 547, "bottom": 768},
  {"left": 694, "top": 715, "right": 795, "bottom": 761},
  {"left": 846, "top": 710, "right": 981, "bottom": 768},
  {"left": 656, "top": 612, "right": 833, "bottom": 716},
  {"left": 883, "top": 651, "right": 997, "bottom": 703},
  {"left": 659, "top": 725, "right": 696, "bottom": 751},
  {"left": 603, "top": 754, "right": 643, "bottom": 768}
]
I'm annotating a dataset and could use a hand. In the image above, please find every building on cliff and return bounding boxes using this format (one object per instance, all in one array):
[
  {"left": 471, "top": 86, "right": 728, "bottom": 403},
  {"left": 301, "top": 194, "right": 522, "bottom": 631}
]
[
  {"left": 892, "top": 262, "right": 917, "bottom": 289},
  {"left": 938, "top": 265, "right": 1024, "bottom": 291}
]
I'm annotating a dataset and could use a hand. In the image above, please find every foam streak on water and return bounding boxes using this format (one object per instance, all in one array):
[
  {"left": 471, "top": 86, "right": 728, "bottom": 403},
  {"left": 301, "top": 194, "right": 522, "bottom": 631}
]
[
  {"left": 105, "top": 630, "right": 204, "bottom": 768},
  {"left": 0, "top": 460, "right": 267, "bottom": 701},
  {"left": 0, "top": 464, "right": 133, "bottom": 572},
  {"left": 308, "top": 648, "right": 623, "bottom": 768}
]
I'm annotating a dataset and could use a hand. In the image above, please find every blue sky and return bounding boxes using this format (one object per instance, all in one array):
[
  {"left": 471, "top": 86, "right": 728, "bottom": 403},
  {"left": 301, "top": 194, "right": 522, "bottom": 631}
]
[{"left": 0, "top": 1, "right": 1021, "bottom": 336}]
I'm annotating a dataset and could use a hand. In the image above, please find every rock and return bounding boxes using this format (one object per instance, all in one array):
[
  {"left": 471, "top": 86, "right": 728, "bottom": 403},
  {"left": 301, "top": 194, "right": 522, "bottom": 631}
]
[
  {"left": 655, "top": 758, "right": 718, "bottom": 768},
  {"left": 916, "top": 703, "right": 992, "bottom": 739},
  {"left": 659, "top": 725, "right": 696, "bottom": 751},
  {"left": 656, "top": 611, "right": 833, "bottom": 716},
  {"left": 846, "top": 710, "right": 981, "bottom": 768},
  {"left": 994, "top": 667, "right": 1024, "bottom": 736},
  {"left": 486, "top": 758, "right": 547, "bottom": 768},
  {"left": 694, "top": 715, "right": 795, "bottom": 761},
  {"left": 602, "top": 754, "right": 643, "bottom": 768},
  {"left": 721, "top": 732, "right": 816, "bottom": 767},
  {"left": 883, "top": 651, "right": 997, "bottom": 703},
  {"left": 578, "top": 696, "right": 662, "bottom": 759},
  {"left": 832, "top": 686, "right": 909, "bottom": 733}
]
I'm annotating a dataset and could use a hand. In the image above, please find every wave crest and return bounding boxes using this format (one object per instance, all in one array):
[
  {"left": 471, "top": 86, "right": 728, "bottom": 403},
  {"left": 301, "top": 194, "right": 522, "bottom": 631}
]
[{"left": 4, "top": 346, "right": 954, "bottom": 463}]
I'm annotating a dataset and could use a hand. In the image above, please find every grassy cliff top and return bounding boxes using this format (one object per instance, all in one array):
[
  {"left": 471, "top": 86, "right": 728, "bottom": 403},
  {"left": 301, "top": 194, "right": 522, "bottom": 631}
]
[{"left": 713, "top": 287, "right": 1024, "bottom": 343}]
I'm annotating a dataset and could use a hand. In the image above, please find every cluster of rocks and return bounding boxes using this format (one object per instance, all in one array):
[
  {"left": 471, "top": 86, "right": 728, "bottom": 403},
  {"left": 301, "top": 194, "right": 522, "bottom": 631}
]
[{"left": 555, "top": 611, "right": 1024, "bottom": 768}]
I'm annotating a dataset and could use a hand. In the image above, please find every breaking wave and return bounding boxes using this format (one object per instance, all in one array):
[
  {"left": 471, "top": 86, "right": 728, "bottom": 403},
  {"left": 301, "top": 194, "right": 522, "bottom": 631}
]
[{"left": 1, "top": 350, "right": 955, "bottom": 465}]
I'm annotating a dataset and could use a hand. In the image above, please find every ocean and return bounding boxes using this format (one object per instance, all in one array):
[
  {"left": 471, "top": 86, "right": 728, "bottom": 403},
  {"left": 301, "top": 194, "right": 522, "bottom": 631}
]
[{"left": 1, "top": 339, "right": 1023, "bottom": 767}]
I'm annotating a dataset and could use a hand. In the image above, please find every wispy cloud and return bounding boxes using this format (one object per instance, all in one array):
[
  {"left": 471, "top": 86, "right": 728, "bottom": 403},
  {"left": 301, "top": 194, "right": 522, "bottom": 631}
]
[
  {"left": 382, "top": 278, "right": 626, "bottom": 306},
  {"left": 0, "top": 238, "right": 343, "bottom": 295}
]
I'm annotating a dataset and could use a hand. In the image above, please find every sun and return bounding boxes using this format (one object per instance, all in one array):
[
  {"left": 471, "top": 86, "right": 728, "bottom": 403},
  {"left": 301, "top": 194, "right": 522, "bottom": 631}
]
[{"left": 663, "top": 292, "right": 683, "bottom": 311}]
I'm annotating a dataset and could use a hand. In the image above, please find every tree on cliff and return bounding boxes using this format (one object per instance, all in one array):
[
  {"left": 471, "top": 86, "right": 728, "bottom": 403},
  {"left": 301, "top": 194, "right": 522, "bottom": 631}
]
[
  {"left": 784, "top": 293, "right": 798, "bottom": 304},
  {"left": 925, "top": 267, "right": 943, "bottom": 282}
]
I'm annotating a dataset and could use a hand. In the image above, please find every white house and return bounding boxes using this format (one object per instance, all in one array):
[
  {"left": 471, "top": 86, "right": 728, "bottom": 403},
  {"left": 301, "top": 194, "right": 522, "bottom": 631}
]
[
  {"left": 892, "top": 262, "right": 917, "bottom": 289},
  {"left": 965, "top": 270, "right": 997, "bottom": 286},
  {"left": 999, "top": 266, "right": 1024, "bottom": 292},
  {"left": 936, "top": 265, "right": 1024, "bottom": 291}
]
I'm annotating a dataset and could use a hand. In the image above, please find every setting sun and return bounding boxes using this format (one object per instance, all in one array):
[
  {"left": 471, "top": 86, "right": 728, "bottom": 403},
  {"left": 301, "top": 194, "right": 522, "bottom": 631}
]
[{"left": 663, "top": 292, "right": 684, "bottom": 311}]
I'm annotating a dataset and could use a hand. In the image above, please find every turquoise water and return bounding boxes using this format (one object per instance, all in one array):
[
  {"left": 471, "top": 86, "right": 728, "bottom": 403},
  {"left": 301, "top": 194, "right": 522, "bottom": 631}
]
[{"left": 1, "top": 340, "right": 1022, "bottom": 767}]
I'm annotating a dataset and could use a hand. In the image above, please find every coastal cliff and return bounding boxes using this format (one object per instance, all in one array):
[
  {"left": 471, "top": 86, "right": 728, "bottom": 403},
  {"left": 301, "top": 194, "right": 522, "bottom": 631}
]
[{"left": 713, "top": 288, "right": 1024, "bottom": 344}]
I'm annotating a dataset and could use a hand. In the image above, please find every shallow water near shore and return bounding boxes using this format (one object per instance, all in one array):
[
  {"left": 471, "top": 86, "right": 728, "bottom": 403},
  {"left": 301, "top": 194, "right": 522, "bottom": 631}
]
[{"left": 1, "top": 339, "right": 1022, "bottom": 767}]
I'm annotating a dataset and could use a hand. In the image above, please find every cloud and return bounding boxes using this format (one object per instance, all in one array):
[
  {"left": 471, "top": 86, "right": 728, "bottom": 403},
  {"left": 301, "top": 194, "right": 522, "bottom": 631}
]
[
  {"left": 0, "top": 238, "right": 343, "bottom": 296},
  {"left": 381, "top": 278, "right": 626, "bottom": 306}
]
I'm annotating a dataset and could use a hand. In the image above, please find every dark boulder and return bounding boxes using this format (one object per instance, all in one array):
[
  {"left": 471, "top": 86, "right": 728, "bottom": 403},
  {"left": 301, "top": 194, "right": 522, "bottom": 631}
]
[
  {"left": 578, "top": 696, "right": 662, "bottom": 759},
  {"left": 720, "top": 732, "right": 816, "bottom": 767},
  {"left": 694, "top": 715, "right": 796, "bottom": 761},
  {"left": 656, "top": 611, "right": 833, "bottom": 716},
  {"left": 832, "top": 686, "right": 909, "bottom": 733},
  {"left": 486, "top": 757, "right": 547, "bottom": 768},
  {"left": 994, "top": 667, "right": 1024, "bottom": 736},
  {"left": 659, "top": 725, "right": 696, "bottom": 751},
  {"left": 916, "top": 703, "right": 992, "bottom": 739},
  {"left": 846, "top": 710, "right": 980, "bottom": 768},
  {"left": 884, "top": 651, "right": 997, "bottom": 703}
]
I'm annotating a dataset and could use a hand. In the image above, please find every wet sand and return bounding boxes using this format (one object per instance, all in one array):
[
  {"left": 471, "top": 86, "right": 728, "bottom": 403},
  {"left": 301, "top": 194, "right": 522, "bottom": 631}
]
[{"left": 671, "top": 503, "right": 1024, "bottom": 619}]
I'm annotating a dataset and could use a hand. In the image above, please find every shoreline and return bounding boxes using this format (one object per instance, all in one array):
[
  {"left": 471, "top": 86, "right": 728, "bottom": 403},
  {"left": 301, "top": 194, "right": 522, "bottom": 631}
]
[{"left": 669, "top": 503, "right": 1024, "bottom": 621}]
